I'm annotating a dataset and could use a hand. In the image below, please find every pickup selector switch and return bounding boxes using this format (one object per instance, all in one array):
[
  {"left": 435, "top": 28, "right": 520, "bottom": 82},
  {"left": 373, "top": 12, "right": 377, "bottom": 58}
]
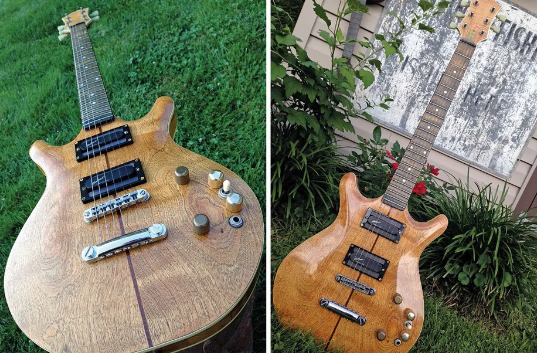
[
  {"left": 226, "top": 192, "right": 243, "bottom": 213},
  {"left": 219, "top": 180, "right": 233, "bottom": 199},
  {"left": 208, "top": 170, "right": 224, "bottom": 189},
  {"left": 175, "top": 166, "right": 190, "bottom": 185},
  {"left": 193, "top": 214, "right": 210, "bottom": 235}
]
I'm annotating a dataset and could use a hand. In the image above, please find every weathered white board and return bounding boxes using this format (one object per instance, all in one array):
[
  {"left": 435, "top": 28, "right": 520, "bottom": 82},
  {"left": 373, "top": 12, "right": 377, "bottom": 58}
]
[{"left": 354, "top": 0, "right": 537, "bottom": 178}]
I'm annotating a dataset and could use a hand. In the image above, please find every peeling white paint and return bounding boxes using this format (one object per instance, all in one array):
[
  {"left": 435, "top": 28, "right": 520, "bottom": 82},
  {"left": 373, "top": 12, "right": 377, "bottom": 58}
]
[{"left": 354, "top": 0, "right": 537, "bottom": 178}]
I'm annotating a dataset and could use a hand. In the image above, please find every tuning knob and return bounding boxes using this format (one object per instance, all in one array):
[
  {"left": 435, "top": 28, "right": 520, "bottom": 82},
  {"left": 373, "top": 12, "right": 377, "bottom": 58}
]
[
  {"left": 491, "top": 26, "right": 501, "bottom": 34},
  {"left": 58, "top": 34, "right": 68, "bottom": 41},
  {"left": 449, "top": 22, "right": 459, "bottom": 29},
  {"left": 91, "top": 15, "right": 100, "bottom": 22},
  {"left": 496, "top": 14, "right": 507, "bottom": 22},
  {"left": 57, "top": 25, "right": 65, "bottom": 31},
  {"left": 174, "top": 166, "right": 190, "bottom": 185},
  {"left": 208, "top": 170, "right": 224, "bottom": 189},
  {"left": 90, "top": 10, "right": 99, "bottom": 17},
  {"left": 193, "top": 214, "right": 210, "bottom": 235},
  {"left": 455, "top": 11, "right": 465, "bottom": 18},
  {"left": 226, "top": 192, "right": 243, "bottom": 213},
  {"left": 60, "top": 29, "right": 70, "bottom": 34},
  {"left": 461, "top": 0, "right": 470, "bottom": 7}
]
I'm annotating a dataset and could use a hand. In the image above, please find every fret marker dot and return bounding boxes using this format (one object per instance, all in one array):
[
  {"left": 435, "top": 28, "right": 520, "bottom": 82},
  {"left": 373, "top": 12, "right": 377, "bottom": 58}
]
[
  {"left": 444, "top": 91, "right": 447, "bottom": 94},
  {"left": 408, "top": 168, "right": 411, "bottom": 171},
  {"left": 403, "top": 179, "right": 406, "bottom": 182},
  {"left": 427, "top": 126, "right": 431, "bottom": 129},
  {"left": 410, "top": 146, "right": 413, "bottom": 149},
  {"left": 424, "top": 151, "right": 427, "bottom": 154}
]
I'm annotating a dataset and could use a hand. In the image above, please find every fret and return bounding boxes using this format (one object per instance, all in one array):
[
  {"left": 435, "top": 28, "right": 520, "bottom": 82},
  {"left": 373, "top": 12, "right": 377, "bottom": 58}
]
[
  {"left": 443, "top": 73, "right": 461, "bottom": 82},
  {"left": 386, "top": 187, "right": 407, "bottom": 199},
  {"left": 433, "top": 92, "right": 453, "bottom": 102},
  {"left": 81, "top": 108, "right": 112, "bottom": 119},
  {"left": 438, "top": 83, "right": 456, "bottom": 92},
  {"left": 83, "top": 113, "right": 113, "bottom": 124},
  {"left": 406, "top": 149, "right": 427, "bottom": 160},
  {"left": 428, "top": 101, "right": 447, "bottom": 111},
  {"left": 421, "top": 116, "right": 441, "bottom": 128},
  {"left": 80, "top": 96, "right": 109, "bottom": 107},
  {"left": 409, "top": 140, "right": 428, "bottom": 150},
  {"left": 454, "top": 51, "right": 471, "bottom": 60},
  {"left": 81, "top": 104, "right": 110, "bottom": 113},
  {"left": 382, "top": 195, "right": 407, "bottom": 210},
  {"left": 396, "top": 168, "right": 420, "bottom": 179},
  {"left": 445, "top": 64, "right": 466, "bottom": 80},
  {"left": 391, "top": 178, "right": 413, "bottom": 191},
  {"left": 400, "top": 160, "right": 420, "bottom": 170},
  {"left": 385, "top": 188, "right": 410, "bottom": 202},
  {"left": 425, "top": 106, "right": 446, "bottom": 119}
]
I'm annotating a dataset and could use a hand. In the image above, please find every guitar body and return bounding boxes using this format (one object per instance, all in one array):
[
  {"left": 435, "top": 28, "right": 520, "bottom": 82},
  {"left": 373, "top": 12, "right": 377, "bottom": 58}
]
[
  {"left": 5, "top": 97, "right": 264, "bottom": 353},
  {"left": 273, "top": 173, "right": 447, "bottom": 352}
]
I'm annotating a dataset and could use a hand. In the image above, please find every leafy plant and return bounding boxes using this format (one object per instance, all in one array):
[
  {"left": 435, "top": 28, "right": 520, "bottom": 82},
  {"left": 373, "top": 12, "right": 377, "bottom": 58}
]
[
  {"left": 415, "top": 177, "right": 537, "bottom": 314},
  {"left": 271, "top": 1, "right": 449, "bottom": 219}
]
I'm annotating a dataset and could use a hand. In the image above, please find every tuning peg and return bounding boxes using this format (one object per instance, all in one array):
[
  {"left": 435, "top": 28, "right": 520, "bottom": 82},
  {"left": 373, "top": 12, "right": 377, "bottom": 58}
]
[
  {"left": 455, "top": 11, "right": 465, "bottom": 18},
  {"left": 60, "top": 29, "right": 70, "bottom": 34},
  {"left": 58, "top": 33, "right": 68, "bottom": 41},
  {"left": 461, "top": 0, "right": 470, "bottom": 7},
  {"left": 449, "top": 22, "right": 459, "bottom": 29},
  {"left": 90, "top": 10, "right": 99, "bottom": 17},
  {"left": 57, "top": 25, "right": 65, "bottom": 31},
  {"left": 491, "top": 26, "right": 501, "bottom": 34},
  {"left": 91, "top": 15, "right": 100, "bottom": 22},
  {"left": 496, "top": 14, "right": 507, "bottom": 23}
]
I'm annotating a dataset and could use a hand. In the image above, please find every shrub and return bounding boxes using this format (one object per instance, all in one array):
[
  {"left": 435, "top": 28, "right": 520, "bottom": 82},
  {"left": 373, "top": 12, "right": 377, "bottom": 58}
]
[{"left": 415, "top": 178, "right": 537, "bottom": 314}]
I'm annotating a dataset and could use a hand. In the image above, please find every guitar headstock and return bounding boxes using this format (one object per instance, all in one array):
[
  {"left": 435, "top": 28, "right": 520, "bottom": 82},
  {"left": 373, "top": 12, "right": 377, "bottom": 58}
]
[
  {"left": 57, "top": 8, "right": 99, "bottom": 41},
  {"left": 450, "top": 0, "right": 507, "bottom": 45}
]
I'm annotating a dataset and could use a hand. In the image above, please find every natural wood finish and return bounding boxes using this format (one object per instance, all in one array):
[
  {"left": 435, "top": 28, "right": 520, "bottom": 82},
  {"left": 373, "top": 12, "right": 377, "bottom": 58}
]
[
  {"left": 62, "top": 8, "right": 91, "bottom": 29},
  {"left": 458, "top": 0, "right": 501, "bottom": 46},
  {"left": 4, "top": 96, "right": 264, "bottom": 353},
  {"left": 273, "top": 173, "right": 447, "bottom": 352}
]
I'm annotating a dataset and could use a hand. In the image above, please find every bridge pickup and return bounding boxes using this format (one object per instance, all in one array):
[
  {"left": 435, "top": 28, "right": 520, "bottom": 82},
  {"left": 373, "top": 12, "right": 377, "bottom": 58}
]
[
  {"left": 75, "top": 125, "right": 133, "bottom": 162},
  {"left": 319, "top": 298, "right": 366, "bottom": 326},
  {"left": 361, "top": 208, "right": 406, "bottom": 243},
  {"left": 79, "top": 159, "right": 146, "bottom": 204},
  {"left": 83, "top": 189, "right": 150, "bottom": 223},
  {"left": 335, "top": 274, "right": 376, "bottom": 295},
  {"left": 343, "top": 244, "right": 389, "bottom": 281},
  {"left": 81, "top": 223, "right": 167, "bottom": 263}
]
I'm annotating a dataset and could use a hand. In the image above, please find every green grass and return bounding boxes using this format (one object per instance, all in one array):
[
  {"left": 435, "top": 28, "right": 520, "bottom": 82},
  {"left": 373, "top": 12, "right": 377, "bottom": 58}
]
[
  {"left": 0, "top": 0, "right": 265, "bottom": 351},
  {"left": 271, "top": 220, "right": 537, "bottom": 352}
]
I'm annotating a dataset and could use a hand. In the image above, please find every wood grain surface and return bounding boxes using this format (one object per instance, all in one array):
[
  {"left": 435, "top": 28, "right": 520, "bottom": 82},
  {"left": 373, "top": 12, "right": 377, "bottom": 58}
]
[
  {"left": 4, "top": 97, "right": 264, "bottom": 353},
  {"left": 273, "top": 173, "right": 447, "bottom": 353}
]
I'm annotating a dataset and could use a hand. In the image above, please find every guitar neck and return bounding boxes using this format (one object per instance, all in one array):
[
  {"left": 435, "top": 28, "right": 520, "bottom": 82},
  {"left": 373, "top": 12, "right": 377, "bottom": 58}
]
[
  {"left": 70, "top": 23, "right": 114, "bottom": 130},
  {"left": 382, "top": 40, "right": 476, "bottom": 211}
]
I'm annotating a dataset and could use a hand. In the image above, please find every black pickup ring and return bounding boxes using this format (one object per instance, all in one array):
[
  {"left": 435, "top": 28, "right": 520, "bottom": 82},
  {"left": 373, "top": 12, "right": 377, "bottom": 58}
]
[
  {"left": 343, "top": 244, "right": 389, "bottom": 281},
  {"left": 361, "top": 208, "right": 406, "bottom": 243},
  {"left": 79, "top": 159, "right": 146, "bottom": 204},
  {"left": 75, "top": 125, "right": 133, "bottom": 162}
]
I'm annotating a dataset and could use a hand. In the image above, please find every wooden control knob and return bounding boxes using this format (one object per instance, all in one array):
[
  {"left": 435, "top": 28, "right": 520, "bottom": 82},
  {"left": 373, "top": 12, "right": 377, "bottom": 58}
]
[
  {"left": 208, "top": 170, "right": 224, "bottom": 189},
  {"left": 226, "top": 192, "right": 243, "bottom": 213},
  {"left": 175, "top": 166, "right": 190, "bottom": 185},
  {"left": 376, "top": 329, "right": 386, "bottom": 341},
  {"left": 193, "top": 214, "right": 210, "bottom": 235}
]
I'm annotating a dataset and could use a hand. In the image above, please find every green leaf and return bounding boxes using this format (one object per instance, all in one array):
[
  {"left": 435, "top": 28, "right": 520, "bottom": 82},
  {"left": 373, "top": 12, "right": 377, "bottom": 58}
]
[
  {"left": 336, "top": 28, "right": 345, "bottom": 43},
  {"left": 375, "top": 34, "right": 386, "bottom": 41},
  {"left": 361, "top": 111, "right": 373, "bottom": 122},
  {"left": 381, "top": 40, "right": 398, "bottom": 58},
  {"left": 373, "top": 126, "right": 381, "bottom": 143},
  {"left": 458, "top": 272, "right": 470, "bottom": 285},
  {"left": 346, "top": 0, "right": 369, "bottom": 15},
  {"left": 275, "top": 34, "right": 300, "bottom": 46},
  {"left": 437, "top": 1, "right": 450, "bottom": 9},
  {"left": 503, "top": 272, "right": 512, "bottom": 287},
  {"left": 319, "top": 30, "right": 335, "bottom": 47},
  {"left": 283, "top": 76, "right": 303, "bottom": 97},
  {"left": 473, "top": 273, "right": 487, "bottom": 287},
  {"left": 379, "top": 103, "right": 389, "bottom": 110},
  {"left": 287, "top": 109, "right": 308, "bottom": 128},
  {"left": 418, "top": 1, "right": 434, "bottom": 12},
  {"left": 359, "top": 40, "right": 372, "bottom": 48},
  {"left": 271, "top": 62, "right": 286, "bottom": 80},
  {"left": 369, "top": 59, "right": 382, "bottom": 73},
  {"left": 313, "top": 0, "right": 331, "bottom": 27},
  {"left": 357, "top": 69, "right": 375, "bottom": 89},
  {"left": 418, "top": 23, "right": 435, "bottom": 33}
]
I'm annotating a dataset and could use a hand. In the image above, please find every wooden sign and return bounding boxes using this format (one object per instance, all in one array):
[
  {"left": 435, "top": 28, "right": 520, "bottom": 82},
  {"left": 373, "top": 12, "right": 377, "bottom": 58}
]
[{"left": 355, "top": 0, "right": 537, "bottom": 178}]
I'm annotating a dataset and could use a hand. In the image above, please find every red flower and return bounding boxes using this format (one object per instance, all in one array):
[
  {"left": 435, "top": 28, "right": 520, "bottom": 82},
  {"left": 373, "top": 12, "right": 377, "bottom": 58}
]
[
  {"left": 386, "top": 150, "right": 394, "bottom": 160},
  {"left": 392, "top": 162, "right": 399, "bottom": 171},
  {"left": 429, "top": 165, "right": 440, "bottom": 176},
  {"left": 412, "top": 181, "right": 427, "bottom": 195}
]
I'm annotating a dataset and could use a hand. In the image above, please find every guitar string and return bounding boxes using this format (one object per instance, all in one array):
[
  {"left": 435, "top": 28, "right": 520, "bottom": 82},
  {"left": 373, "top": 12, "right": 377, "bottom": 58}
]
[
  {"left": 70, "top": 23, "right": 106, "bottom": 243},
  {"left": 72, "top": 22, "right": 116, "bottom": 242},
  {"left": 77, "top": 22, "right": 124, "bottom": 241}
]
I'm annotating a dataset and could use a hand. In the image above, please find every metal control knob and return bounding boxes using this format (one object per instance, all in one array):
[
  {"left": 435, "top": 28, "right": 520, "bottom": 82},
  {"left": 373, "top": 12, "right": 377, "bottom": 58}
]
[
  {"left": 226, "top": 192, "right": 243, "bottom": 213},
  {"left": 175, "top": 166, "right": 190, "bottom": 185},
  {"left": 208, "top": 170, "right": 224, "bottom": 189},
  {"left": 407, "top": 311, "right": 415, "bottom": 321},
  {"left": 193, "top": 214, "right": 210, "bottom": 235},
  {"left": 393, "top": 293, "right": 403, "bottom": 305},
  {"left": 401, "top": 332, "right": 410, "bottom": 342},
  {"left": 376, "top": 329, "right": 386, "bottom": 341}
]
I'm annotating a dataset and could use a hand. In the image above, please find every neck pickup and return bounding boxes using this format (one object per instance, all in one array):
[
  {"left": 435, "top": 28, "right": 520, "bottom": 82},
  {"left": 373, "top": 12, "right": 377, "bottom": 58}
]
[{"left": 75, "top": 125, "right": 133, "bottom": 162}]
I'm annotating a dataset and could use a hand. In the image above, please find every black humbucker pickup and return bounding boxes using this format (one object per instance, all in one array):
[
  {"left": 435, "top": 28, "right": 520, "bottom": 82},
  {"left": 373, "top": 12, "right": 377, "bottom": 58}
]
[
  {"left": 75, "top": 125, "right": 133, "bottom": 162},
  {"left": 79, "top": 159, "right": 146, "bottom": 204},
  {"left": 361, "top": 208, "right": 406, "bottom": 243},
  {"left": 343, "top": 244, "right": 389, "bottom": 281}
]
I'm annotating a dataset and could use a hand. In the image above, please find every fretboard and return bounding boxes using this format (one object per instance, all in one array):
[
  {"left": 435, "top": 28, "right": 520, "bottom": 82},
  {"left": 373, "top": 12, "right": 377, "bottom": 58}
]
[
  {"left": 70, "top": 23, "right": 114, "bottom": 130},
  {"left": 382, "top": 40, "right": 476, "bottom": 211}
]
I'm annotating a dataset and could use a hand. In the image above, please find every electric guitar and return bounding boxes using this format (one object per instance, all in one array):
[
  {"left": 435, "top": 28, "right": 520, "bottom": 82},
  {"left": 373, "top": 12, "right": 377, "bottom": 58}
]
[
  {"left": 4, "top": 9, "right": 263, "bottom": 353},
  {"left": 273, "top": 1, "right": 504, "bottom": 351}
]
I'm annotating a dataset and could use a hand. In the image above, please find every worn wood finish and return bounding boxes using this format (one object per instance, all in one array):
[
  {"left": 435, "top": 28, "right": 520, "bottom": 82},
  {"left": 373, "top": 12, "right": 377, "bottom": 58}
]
[
  {"left": 273, "top": 173, "right": 447, "bottom": 352},
  {"left": 4, "top": 96, "right": 264, "bottom": 353}
]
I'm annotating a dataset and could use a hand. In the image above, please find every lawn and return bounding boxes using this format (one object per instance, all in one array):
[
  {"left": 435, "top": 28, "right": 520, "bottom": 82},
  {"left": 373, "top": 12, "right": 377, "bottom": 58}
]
[{"left": 0, "top": 0, "right": 265, "bottom": 352}]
